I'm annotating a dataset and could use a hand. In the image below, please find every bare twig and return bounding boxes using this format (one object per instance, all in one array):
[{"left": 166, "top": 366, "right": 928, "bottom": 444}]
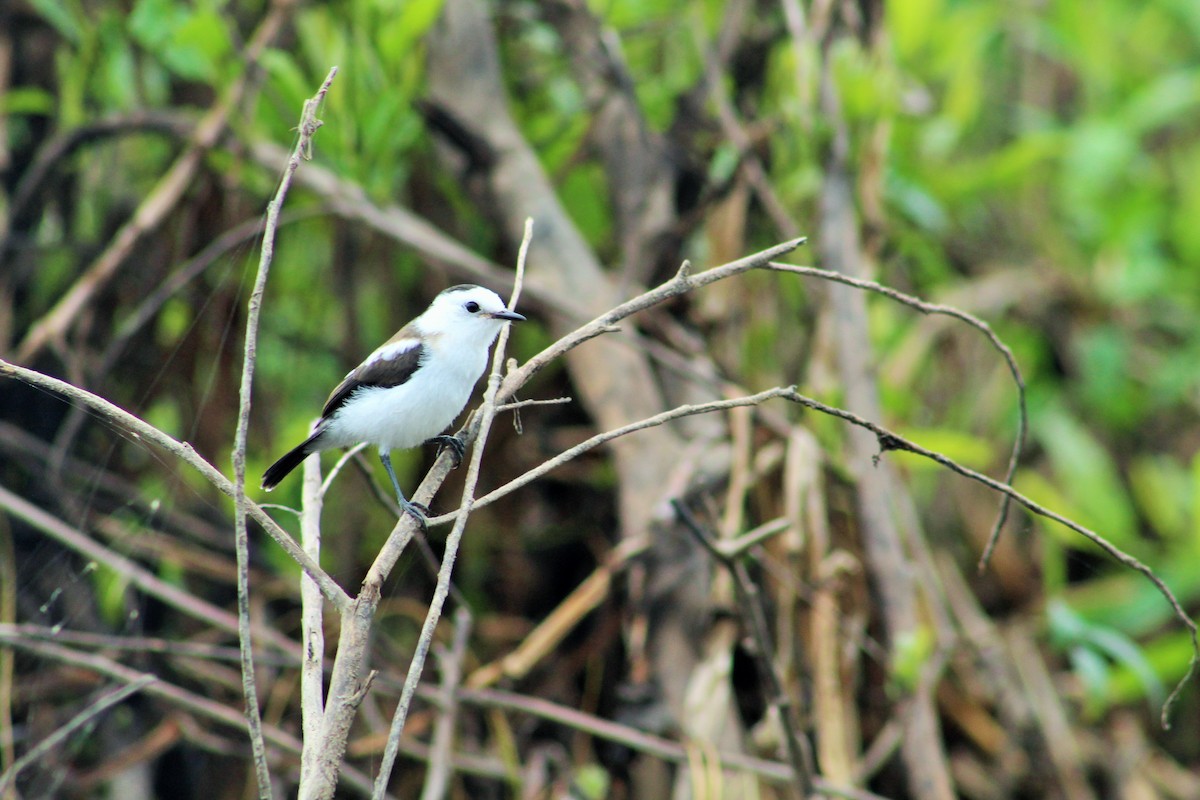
[
  {"left": 0, "top": 635, "right": 386, "bottom": 798},
  {"left": 430, "top": 377, "right": 1197, "bottom": 727},
  {"left": 232, "top": 67, "right": 337, "bottom": 800},
  {"left": 493, "top": 238, "right": 806, "bottom": 403},
  {"left": 0, "top": 624, "right": 294, "bottom": 667},
  {"left": 372, "top": 218, "right": 532, "bottom": 799},
  {"left": 419, "top": 607, "right": 471, "bottom": 800},
  {"left": 427, "top": 388, "right": 801, "bottom": 523},
  {"left": 672, "top": 500, "right": 813, "bottom": 797},
  {"left": 765, "top": 260, "right": 1027, "bottom": 569},
  {"left": 300, "top": 449, "right": 327, "bottom": 786},
  {"left": 0, "top": 676, "right": 155, "bottom": 794},
  {"left": 447, "top": 686, "right": 886, "bottom": 800},
  {"left": 467, "top": 536, "right": 648, "bottom": 688},
  {"left": 494, "top": 396, "right": 573, "bottom": 414},
  {"left": 0, "top": 359, "right": 351, "bottom": 612},
  {"left": 0, "top": 485, "right": 301, "bottom": 657}
]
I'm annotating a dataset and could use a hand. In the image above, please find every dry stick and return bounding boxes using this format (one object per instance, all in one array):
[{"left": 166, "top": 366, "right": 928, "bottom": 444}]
[
  {"left": 419, "top": 607, "right": 471, "bottom": 800},
  {"left": 347, "top": 454, "right": 473, "bottom": 616},
  {"left": 13, "top": 4, "right": 294, "bottom": 363},
  {"left": 0, "top": 359, "right": 351, "bottom": 612},
  {"left": 429, "top": 389, "right": 802, "bottom": 523},
  {"left": 492, "top": 238, "right": 807, "bottom": 405},
  {"left": 432, "top": 382, "right": 1198, "bottom": 728},
  {"left": 233, "top": 66, "right": 338, "bottom": 800},
  {"left": 672, "top": 501, "right": 813, "bottom": 798},
  {"left": 449, "top": 686, "right": 886, "bottom": 800},
  {"left": 300, "top": 453, "right": 327, "bottom": 787},
  {"left": 765, "top": 260, "right": 1028, "bottom": 570},
  {"left": 772, "top": 388, "right": 1196, "bottom": 729},
  {"left": 0, "top": 484, "right": 301, "bottom": 657},
  {"left": 0, "top": 529, "right": 16, "bottom": 800},
  {"left": 371, "top": 218, "right": 532, "bottom": 800},
  {"left": 0, "top": 624, "right": 295, "bottom": 667},
  {"left": 0, "top": 636, "right": 385, "bottom": 799},
  {"left": 467, "top": 535, "right": 648, "bottom": 689},
  {"left": 0, "top": 676, "right": 155, "bottom": 794}
]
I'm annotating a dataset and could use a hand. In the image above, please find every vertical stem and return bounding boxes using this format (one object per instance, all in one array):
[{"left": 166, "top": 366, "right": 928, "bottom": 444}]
[
  {"left": 299, "top": 453, "right": 327, "bottom": 785},
  {"left": 370, "top": 219, "right": 533, "bottom": 799},
  {"left": 232, "top": 67, "right": 338, "bottom": 800}
]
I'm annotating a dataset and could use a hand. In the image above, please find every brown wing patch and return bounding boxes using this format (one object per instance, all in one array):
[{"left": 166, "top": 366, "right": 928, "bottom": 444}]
[{"left": 321, "top": 341, "right": 425, "bottom": 419}]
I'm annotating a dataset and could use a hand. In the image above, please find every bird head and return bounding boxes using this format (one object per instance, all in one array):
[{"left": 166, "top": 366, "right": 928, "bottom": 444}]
[{"left": 416, "top": 284, "right": 525, "bottom": 346}]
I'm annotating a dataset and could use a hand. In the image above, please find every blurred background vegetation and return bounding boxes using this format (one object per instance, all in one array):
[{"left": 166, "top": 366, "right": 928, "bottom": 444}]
[{"left": 2, "top": 0, "right": 1198, "bottom": 797}]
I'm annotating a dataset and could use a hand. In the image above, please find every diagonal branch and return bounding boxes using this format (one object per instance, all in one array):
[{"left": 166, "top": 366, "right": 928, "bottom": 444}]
[
  {"left": 232, "top": 65, "right": 338, "bottom": 800},
  {"left": 0, "top": 358, "right": 351, "bottom": 612},
  {"left": 766, "top": 260, "right": 1027, "bottom": 567},
  {"left": 370, "top": 219, "right": 531, "bottom": 799},
  {"left": 0, "top": 676, "right": 155, "bottom": 794}
]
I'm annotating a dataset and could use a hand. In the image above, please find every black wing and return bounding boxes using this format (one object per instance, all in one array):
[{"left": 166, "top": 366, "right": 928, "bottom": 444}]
[{"left": 320, "top": 340, "right": 425, "bottom": 419}]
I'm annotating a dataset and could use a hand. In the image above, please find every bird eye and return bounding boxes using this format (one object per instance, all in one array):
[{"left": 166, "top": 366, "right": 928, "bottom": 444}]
[{"left": 465, "top": 301, "right": 481, "bottom": 313}]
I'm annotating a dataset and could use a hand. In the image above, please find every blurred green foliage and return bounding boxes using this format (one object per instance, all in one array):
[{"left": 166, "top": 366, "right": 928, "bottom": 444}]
[
  {"left": 881, "top": 0, "right": 1200, "bottom": 712},
  {"left": 9, "top": 0, "right": 1198, "bottom": 723}
]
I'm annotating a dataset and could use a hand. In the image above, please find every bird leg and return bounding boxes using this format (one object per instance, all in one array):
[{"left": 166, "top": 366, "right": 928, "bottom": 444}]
[
  {"left": 379, "top": 451, "right": 427, "bottom": 525},
  {"left": 426, "top": 434, "right": 466, "bottom": 468}
]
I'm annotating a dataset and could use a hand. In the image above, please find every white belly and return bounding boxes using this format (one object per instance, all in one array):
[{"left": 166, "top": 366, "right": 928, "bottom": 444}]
[{"left": 319, "top": 354, "right": 484, "bottom": 452}]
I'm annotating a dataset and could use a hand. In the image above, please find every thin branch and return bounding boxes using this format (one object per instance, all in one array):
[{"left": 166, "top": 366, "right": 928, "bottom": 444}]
[
  {"left": 322, "top": 442, "right": 370, "bottom": 494},
  {"left": 0, "top": 676, "right": 155, "bottom": 794},
  {"left": 372, "top": 218, "right": 532, "bottom": 799},
  {"left": 419, "top": 607, "right": 471, "bottom": 800},
  {"left": 765, "top": 260, "right": 1027, "bottom": 570},
  {"left": 429, "top": 378, "right": 1197, "bottom": 727},
  {"left": 0, "top": 485, "right": 301, "bottom": 657},
  {"left": 233, "top": 67, "right": 337, "bottom": 800},
  {"left": 494, "top": 237, "right": 807, "bottom": 403},
  {"left": 773, "top": 387, "right": 1195, "bottom": 727},
  {"left": 0, "top": 358, "right": 351, "bottom": 612},
  {"left": 672, "top": 500, "right": 813, "bottom": 798},
  {"left": 0, "top": 635, "right": 387, "bottom": 798},
  {"left": 494, "top": 396, "right": 573, "bottom": 413},
  {"left": 448, "top": 686, "right": 887, "bottom": 800},
  {"left": 300, "top": 448, "right": 327, "bottom": 786},
  {"left": 427, "top": 388, "right": 800, "bottom": 524},
  {"left": 0, "top": 624, "right": 295, "bottom": 666}
]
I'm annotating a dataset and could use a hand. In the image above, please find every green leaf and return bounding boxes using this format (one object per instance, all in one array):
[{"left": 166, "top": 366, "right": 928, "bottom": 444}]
[
  {"left": 91, "top": 563, "right": 132, "bottom": 628},
  {"left": 0, "top": 88, "right": 56, "bottom": 115},
  {"left": 1118, "top": 68, "right": 1200, "bottom": 135},
  {"left": 378, "top": 0, "right": 447, "bottom": 58},
  {"left": 166, "top": 9, "right": 232, "bottom": 81},
  {"left": 1128, "top": 455, "right": 1189, "bottom": 540},
  {"left": 30, "top": 0, "right": 85, "bottom": 42},
  {"left": 1032, "top": 402, "right": 1139, "bottom": 552},
  {"left": 891, "top": 427, "right": 996, "bottom": 472},
  {"left": 889, "top": 0, "right": 942, "bottom": 61},
  {"left": 129, "top": 0, "right": 185, "bottom": 50},
  {"left": 891, "top": 625, "right": 935, "bottom": 693}
]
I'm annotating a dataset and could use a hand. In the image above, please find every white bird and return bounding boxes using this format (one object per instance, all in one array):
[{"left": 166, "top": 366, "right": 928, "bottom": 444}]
[{"left": 261, "top": 284, "right": 524, "bottom": 520}]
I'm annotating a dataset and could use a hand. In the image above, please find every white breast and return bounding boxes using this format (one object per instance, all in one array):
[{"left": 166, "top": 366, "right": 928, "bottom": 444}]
[{"left": 320, "top": 339, "right": 489, "bottom": 452}]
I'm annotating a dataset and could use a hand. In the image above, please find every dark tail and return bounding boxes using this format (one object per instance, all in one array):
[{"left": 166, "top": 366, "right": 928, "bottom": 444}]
[{"left": 261, "top": 433, "right": 320, "bottom": 491}]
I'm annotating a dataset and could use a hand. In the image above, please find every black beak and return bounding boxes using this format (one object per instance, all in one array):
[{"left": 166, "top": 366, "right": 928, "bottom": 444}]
[{"left": 489, "top": 309, "right": 526, "bottom": 322}]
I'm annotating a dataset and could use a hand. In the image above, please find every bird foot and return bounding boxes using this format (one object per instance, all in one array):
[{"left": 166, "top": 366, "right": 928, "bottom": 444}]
[
  {"left": 402, "top": 500, "right": 429, "bottom": 528},
  {"left": 426, "top": 435, "right": 466, "bottom": 468}
]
